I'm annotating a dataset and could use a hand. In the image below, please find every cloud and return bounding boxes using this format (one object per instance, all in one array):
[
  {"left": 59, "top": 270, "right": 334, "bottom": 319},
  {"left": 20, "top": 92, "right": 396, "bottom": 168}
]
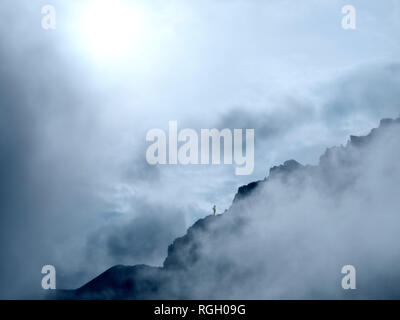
[
  {"left": 85, "top": 200, "right": 187, "bottom": 268},
  {"left": 0, "top": 0, "right": 400, "bottom": 299}
]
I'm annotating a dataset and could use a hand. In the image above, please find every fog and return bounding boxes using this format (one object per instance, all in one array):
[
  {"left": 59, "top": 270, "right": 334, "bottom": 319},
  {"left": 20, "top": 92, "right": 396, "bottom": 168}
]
[{"left": 0, "top": 0, "right": 399, "bottom": 298}]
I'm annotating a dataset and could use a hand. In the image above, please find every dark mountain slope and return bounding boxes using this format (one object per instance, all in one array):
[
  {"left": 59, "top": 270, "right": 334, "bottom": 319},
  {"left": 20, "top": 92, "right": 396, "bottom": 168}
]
[{"left": 52, "top": 116, "right": 400, "bottom": 299}]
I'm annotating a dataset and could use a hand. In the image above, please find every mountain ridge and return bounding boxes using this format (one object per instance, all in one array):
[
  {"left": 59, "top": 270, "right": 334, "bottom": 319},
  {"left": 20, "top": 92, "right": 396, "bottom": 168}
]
[{"left": 50, "top": 116, "right": 400, "bottom": 299}]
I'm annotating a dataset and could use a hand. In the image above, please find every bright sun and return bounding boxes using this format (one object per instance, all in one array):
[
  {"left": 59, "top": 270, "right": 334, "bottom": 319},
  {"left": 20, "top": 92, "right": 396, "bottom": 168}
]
[{"left": 78, "top": 0, "right": 147, "bottom": 62}]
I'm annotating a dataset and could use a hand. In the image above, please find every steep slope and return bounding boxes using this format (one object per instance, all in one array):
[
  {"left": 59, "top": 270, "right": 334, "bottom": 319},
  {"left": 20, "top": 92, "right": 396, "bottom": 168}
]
[{"left": 52, "top": 117, "right": 400, "bottom": 299}]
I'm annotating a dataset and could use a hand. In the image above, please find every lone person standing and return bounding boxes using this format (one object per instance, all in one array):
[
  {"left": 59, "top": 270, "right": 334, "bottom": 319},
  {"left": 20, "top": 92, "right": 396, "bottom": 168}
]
[{"left": 212, "top": 205, "right": 216, "bottom": 215}]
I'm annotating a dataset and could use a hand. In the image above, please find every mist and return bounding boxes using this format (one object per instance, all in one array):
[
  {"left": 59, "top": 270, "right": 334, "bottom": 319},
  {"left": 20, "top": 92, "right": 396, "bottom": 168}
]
[{"left": 0, "top": 0, "right": 400, "bottom": 298}]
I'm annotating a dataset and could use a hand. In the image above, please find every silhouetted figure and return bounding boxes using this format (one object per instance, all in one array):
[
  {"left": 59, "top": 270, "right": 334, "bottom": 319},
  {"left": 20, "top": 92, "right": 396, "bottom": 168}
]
[{"left": 212, "top": 205, "right": 216, "bottom": 215}]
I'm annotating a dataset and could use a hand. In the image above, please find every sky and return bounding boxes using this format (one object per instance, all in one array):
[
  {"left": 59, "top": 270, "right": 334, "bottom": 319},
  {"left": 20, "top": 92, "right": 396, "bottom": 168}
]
[{"left": 0, "top": 0, "right": 399, "bottom": 298}]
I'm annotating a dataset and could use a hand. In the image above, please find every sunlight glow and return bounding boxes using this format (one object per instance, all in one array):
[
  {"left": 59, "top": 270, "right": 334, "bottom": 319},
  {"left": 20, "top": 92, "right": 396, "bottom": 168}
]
[{"left": 79, "top": 0, "right": 148, "bottom": 62}]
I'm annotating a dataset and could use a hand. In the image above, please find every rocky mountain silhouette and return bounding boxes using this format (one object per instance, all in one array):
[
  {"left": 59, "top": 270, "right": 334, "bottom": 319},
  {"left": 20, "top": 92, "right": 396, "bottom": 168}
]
[{"left": 51, "top": 116, "right": 400, "bottom": 299}]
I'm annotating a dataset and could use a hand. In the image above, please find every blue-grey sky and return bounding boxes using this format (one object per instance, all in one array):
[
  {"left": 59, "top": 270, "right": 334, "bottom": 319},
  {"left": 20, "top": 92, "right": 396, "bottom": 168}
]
[{"left": 0, "top": 0, "right": 399, "bottom": 298}]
